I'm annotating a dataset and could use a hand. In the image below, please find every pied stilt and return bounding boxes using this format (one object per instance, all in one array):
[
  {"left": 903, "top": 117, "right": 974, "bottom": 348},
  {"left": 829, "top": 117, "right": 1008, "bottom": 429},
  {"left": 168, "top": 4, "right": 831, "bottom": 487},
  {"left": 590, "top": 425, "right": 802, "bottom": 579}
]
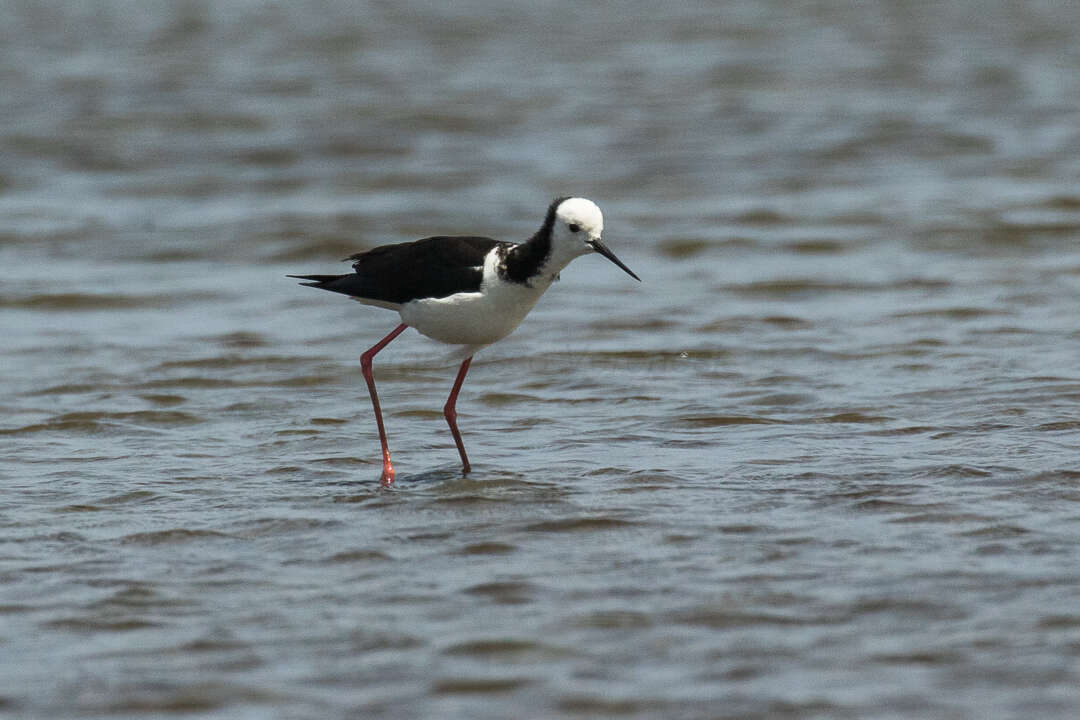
[{"left": 289, "top": 196, "right": 639, "bottom": 485}]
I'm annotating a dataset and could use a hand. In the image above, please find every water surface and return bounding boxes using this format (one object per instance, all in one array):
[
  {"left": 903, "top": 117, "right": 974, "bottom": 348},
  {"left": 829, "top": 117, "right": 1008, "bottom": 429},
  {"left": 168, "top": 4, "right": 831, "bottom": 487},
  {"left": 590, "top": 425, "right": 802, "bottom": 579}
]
[{"left": 3, "top": 2, "right": 1080, "bottom": 718}]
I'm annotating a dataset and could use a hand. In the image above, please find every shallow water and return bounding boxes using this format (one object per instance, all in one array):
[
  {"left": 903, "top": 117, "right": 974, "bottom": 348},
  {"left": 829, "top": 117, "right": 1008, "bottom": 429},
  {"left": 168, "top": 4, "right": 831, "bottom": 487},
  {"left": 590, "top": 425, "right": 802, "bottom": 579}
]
[{"left": 3, "top": 2, "right": 1080, "bottom": 718}]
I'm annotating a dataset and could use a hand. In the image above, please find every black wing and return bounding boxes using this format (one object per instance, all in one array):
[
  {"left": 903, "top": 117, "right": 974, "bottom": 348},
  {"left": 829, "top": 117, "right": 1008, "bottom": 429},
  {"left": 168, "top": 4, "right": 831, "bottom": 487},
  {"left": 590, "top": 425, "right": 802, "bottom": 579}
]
[{"left": 289, "top": 236, "right": 502, "bottom": 305}]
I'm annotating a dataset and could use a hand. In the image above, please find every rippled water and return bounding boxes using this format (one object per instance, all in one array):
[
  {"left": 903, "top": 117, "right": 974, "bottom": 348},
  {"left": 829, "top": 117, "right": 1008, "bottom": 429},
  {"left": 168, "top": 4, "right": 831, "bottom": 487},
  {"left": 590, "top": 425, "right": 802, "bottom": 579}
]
[{"left": 4, "top": 2, "right": 1080, "bottom": 717}]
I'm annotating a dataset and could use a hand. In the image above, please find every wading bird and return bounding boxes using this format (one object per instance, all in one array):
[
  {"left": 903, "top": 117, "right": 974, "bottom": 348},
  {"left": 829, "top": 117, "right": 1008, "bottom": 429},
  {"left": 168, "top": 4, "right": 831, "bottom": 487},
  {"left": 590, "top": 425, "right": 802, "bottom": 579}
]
[{"left": 289, "top": 197, "right": 639, "bottom": 485}]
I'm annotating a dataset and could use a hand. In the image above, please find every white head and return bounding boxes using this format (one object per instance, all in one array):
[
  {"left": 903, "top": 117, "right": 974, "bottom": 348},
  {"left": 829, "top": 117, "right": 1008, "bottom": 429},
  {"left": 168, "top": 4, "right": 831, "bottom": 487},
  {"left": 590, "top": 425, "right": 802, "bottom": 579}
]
[
  {"left": 547, "top": 197, "right": 640, "bottom": 281},
  {"left": 554, "top": 197, "right": 605, "bottom": 248}
]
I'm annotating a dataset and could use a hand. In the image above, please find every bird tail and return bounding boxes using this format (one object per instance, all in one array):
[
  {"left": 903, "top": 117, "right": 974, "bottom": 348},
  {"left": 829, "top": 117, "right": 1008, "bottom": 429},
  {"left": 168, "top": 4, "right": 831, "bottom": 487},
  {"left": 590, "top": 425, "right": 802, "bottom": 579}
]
[{"left": 287, "top": 274, "right": 347, "bottom": 288}]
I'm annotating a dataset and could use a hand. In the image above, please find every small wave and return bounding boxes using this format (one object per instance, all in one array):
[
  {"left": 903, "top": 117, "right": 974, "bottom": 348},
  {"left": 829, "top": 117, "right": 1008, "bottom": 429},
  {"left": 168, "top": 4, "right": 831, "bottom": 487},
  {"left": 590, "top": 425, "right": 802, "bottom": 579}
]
[
  {"left": 0, "top": 291, "right": 226, "bottom": 311},
  {"left": 0, "top": 410, "right": 201, "bottom": 436},
  {"left": 119, "top": 529, "right": 234, "bottom": 546},
  {"left": 523, "top": 516, "right": 638, "bottom": 532}
]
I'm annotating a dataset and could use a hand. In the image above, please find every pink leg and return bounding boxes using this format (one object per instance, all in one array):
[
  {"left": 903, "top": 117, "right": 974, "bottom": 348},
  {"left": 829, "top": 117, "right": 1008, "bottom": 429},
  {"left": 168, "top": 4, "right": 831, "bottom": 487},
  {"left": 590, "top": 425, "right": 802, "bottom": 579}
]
[
  {"left": 443, "top": 356, "right": 473, "bottom": 474},
  {"left": 360, "top": 323, "right": 408, "bottom": 486}
]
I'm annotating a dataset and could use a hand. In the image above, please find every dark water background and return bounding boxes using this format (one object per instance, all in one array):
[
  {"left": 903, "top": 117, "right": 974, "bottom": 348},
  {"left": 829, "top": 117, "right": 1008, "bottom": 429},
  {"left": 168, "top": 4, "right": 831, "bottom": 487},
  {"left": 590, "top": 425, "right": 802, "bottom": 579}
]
[{"left": 3, "top": 2, "right": 1080, "bottom": 717}]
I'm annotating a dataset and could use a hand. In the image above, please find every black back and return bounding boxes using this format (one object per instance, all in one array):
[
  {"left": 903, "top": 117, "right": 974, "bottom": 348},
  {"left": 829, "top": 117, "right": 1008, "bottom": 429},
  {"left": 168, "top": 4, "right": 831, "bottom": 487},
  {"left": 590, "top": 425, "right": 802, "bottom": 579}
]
[
  {"left": 290, "top": 235, "right": 501, "bottom": 305},
  {"left": 290, "top": 198, "right": 571, "bottom": 302}
]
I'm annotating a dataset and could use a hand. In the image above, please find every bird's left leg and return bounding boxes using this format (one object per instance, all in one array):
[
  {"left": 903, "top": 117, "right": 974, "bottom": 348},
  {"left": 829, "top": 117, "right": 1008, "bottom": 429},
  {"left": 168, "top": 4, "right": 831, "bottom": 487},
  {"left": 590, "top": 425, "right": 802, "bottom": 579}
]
[{"left": 360, "top": 323, "right": 408, "bottom": 486}]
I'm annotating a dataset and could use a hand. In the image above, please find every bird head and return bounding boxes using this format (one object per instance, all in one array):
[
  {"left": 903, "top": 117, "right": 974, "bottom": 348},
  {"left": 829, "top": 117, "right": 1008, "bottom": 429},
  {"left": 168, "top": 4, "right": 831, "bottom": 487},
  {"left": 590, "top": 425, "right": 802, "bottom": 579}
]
[{"left": 551, "top": 197, "right": 640, "bottom": 281}]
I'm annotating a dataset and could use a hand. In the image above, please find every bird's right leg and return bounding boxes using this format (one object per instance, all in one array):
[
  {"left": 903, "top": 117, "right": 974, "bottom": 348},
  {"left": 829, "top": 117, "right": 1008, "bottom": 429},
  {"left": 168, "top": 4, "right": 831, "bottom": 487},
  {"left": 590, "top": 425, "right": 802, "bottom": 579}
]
[
  {"left": 443, "top": 356, "right": 473, "bottom": 474},
  {"left": 360, "top": 323, "right": 408, "bottom": 486}
]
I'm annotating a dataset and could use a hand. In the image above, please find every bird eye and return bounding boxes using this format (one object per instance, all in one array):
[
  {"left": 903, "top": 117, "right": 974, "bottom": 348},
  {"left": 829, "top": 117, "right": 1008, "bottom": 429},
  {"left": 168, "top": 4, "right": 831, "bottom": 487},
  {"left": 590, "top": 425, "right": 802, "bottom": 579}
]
[{"left": 568, "top": 223, "right": 581, "bottom": 233}]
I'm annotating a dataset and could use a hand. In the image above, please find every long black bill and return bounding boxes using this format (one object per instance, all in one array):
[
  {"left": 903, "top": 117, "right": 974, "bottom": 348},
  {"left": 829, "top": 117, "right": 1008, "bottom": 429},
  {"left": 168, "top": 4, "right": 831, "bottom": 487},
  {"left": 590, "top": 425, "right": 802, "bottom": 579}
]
[{"left": 588, "top": 239, "right": 641, "bottom": 281}]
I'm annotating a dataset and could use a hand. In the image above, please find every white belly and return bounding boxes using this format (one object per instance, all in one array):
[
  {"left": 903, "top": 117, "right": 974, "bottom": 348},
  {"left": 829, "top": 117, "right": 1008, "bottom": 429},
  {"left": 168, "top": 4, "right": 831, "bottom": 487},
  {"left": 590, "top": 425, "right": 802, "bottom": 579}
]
[{"left": 399, "top": 278, "right": 548, "bottom": 347}]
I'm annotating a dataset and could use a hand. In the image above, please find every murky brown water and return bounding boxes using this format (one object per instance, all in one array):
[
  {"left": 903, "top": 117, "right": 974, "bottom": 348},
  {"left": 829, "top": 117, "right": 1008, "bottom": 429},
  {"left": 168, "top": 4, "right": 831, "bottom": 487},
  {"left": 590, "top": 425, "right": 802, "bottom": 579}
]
[{"left": 3, "top": 2, "right": 1080, "bottom": 718}]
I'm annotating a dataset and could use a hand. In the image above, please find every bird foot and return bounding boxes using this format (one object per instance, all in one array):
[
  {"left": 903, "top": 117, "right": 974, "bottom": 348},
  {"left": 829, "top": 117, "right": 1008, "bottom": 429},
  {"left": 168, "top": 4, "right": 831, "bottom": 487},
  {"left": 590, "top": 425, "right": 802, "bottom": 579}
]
[{"left": 379, "top": 464, "right": 395, "bottom": 487}]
